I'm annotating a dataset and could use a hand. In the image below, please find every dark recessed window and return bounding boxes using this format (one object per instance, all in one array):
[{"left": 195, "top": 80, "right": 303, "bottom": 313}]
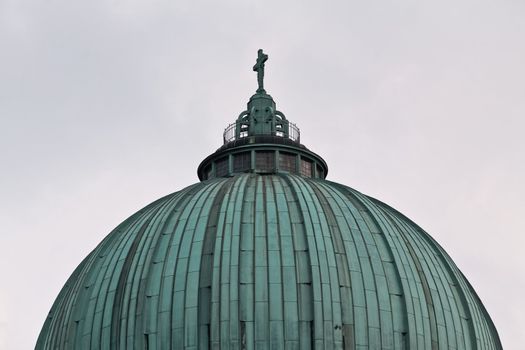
[
  {"left": 300, "top": 158, "right": 313, "bottom": 178},
  {"left": 233, "top": 152, "right": 251, "bottom": 173},
  {"left": 279, "top": 152, "right": 296, "bottom": 173},
  {"left": 204, "top": 165, "right": 212, "bottom": 180},
  {"left": 255, "top": 151, "right": 275, "bottom": 172},
  {"left": 215, "top": 157, "right": 229, "bottom": 177},
  {"left": 316, "top": 164, "right": 324, "bottom": 179}
]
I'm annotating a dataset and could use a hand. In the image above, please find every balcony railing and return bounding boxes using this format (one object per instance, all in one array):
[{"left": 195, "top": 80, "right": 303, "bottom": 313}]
[{"left": 223, "top": 121, "right": 300, "bottom": 144}]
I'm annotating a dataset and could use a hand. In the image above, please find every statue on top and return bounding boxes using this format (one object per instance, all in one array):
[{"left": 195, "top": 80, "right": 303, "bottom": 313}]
[{"left": 253, "top": 49, "right": 268, "bottom": 93}]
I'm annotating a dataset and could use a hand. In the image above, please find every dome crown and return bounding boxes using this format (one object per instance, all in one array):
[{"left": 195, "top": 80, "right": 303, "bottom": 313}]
[{"left": 198, "top": 50, "right": 327, "bottom": 182}]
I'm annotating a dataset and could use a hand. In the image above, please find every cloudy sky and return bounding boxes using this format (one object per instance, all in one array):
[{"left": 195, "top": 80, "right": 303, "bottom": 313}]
[{"left": 1, "top": 0, "right": 524, "bottom": 348}]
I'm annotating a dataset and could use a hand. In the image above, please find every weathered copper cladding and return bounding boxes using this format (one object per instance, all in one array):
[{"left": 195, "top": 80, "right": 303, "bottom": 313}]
[
  {"left": 37, "top": 50, "right": 501, "bottom": 349},
  {"left": 36, "top": 175, "right": 502, "bottom": 349}
]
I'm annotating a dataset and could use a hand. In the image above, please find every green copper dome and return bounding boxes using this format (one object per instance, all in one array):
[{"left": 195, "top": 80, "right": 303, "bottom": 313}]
[{"left": 37, "top": 51, "right": 501, "bottom": 349}]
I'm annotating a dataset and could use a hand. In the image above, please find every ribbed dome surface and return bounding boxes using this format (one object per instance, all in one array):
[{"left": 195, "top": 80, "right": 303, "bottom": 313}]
[{"left": 37, "top": 174, "right": 501, "bottom": 349}]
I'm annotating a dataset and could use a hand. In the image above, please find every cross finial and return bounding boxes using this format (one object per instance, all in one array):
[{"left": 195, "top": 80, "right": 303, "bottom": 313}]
[{"left": 253, "top": 49, "right": 268, "bottom": 93}]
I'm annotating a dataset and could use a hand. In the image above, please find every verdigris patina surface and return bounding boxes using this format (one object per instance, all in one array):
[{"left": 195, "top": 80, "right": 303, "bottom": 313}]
[{"left": 37, "top": 50, "right": 501, "bottom": 349}]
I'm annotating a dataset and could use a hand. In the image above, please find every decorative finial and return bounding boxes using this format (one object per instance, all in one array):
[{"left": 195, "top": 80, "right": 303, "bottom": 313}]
[{"left": 253, "top": 49, "right": 268, "bottom": 94}]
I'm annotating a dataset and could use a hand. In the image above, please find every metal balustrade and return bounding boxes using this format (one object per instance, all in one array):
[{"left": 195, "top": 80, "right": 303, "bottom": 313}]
[{"left": 223, "top": 121, "right": 300, "bottom": 144}]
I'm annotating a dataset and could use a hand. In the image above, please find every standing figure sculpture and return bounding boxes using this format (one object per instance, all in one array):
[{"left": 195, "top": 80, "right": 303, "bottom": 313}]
[{"left": 253, "top": 49, "right": 268, "bottom": 93}]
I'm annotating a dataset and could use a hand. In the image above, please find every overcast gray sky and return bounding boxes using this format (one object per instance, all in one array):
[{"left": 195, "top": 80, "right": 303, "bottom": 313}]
[{"left": 1, "top": 0, "right": 524, "bottom": 348}]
